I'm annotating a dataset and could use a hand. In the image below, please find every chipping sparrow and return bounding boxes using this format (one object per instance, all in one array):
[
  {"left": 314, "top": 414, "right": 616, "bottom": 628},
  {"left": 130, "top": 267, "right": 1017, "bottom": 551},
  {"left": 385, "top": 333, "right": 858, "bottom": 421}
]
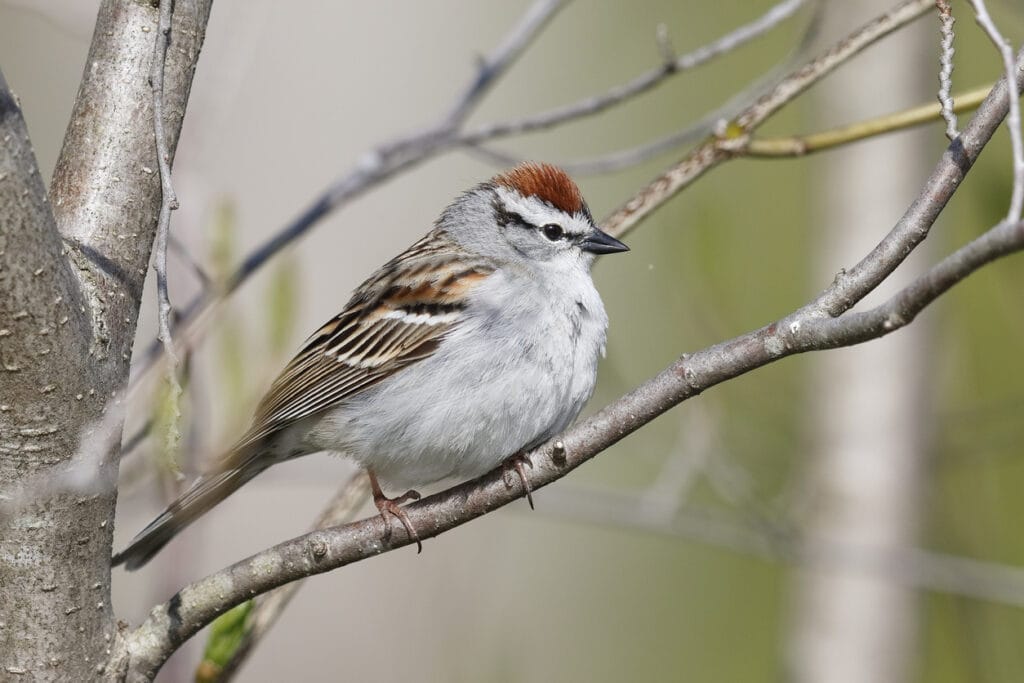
[{"left": 114, "top": 162, "right": 627, "bottom": 569}]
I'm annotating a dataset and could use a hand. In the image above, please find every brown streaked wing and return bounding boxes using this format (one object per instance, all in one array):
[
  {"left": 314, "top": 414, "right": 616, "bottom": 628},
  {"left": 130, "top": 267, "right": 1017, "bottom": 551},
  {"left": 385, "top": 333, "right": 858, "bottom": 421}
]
[{"left": 234, "top": 230, "right": 494, "bottom": 448}]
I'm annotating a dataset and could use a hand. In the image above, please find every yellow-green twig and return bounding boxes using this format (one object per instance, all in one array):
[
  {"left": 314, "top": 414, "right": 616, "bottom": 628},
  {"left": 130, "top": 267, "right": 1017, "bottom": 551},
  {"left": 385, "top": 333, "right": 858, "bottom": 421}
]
[{"left": 745, "top": 84, "right": 996, "bottom": 157}]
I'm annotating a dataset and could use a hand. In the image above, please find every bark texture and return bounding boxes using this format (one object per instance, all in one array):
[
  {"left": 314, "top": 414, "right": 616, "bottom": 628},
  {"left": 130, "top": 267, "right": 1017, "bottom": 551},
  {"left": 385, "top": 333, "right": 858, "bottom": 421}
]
[
  {"left": 0, "top": 2, "right": 211, "bottom": 679},
  {"left": 0, "top": 67, "right": 105, "bottom": 681}
]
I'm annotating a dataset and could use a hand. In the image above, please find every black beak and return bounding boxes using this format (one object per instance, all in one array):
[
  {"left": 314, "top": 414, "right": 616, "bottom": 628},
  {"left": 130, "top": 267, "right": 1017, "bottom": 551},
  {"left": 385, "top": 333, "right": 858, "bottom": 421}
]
[{"left": 581, "top": 228, "right": 629, "bottom": 255}]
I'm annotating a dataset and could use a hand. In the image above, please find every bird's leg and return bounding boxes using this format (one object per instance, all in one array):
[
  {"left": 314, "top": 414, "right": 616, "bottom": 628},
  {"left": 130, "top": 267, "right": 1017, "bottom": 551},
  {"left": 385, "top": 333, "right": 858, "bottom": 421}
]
[
  {"left": 368, "top": 470, "right": 422, "bottom": 553},
  {"left": 502, "top": 451, "right": 535, "bottom": 510}
]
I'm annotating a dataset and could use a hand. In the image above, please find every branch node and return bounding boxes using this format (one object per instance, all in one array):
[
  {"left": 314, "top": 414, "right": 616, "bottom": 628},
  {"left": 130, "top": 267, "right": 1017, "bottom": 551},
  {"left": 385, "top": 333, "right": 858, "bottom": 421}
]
[
  {"left": 936, "top": 0, "right": 959, "bottom": 140},
  {"left": 550, "top": 440, "right": 567, "bottom": 467},
  {"left": 656, "top": 23, "right": 677, "bottom": 68},
  {"left": 308, "top": 537, "right": 328, "bottom": 561}
]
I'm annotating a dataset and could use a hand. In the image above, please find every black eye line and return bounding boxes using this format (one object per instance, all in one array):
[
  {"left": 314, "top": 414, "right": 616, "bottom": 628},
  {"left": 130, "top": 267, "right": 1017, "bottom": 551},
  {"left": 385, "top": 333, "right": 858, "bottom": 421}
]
[
  {"left": 491, "top": 195, "right": 532, "bottom": 230},
  {"left": 491, "top": 196, "right": 579, "bottom": 244},
  {"left": 503, "top": 209, "right": 560, "bottom": 237}
]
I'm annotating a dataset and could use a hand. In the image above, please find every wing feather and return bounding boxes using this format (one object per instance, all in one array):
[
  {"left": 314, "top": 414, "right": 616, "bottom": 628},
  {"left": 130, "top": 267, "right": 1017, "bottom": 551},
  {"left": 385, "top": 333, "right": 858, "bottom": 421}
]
[{"left": 235, "top": 230, "right": 493, "bottom": 447}]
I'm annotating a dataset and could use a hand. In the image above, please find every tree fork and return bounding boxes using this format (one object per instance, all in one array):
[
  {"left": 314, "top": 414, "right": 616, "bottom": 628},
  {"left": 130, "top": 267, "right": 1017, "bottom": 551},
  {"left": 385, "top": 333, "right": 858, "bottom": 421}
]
[{"left": 0, "top": 2, "right": 212, "bottom": 679}]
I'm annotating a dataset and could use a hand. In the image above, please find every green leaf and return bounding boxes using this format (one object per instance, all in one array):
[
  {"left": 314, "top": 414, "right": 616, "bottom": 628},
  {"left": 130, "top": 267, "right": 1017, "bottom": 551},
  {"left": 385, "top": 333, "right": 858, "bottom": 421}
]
[
  {"left": 151, "top": 371, "right": 183, "bottom": 480},
  {"left": 195, "top": 600, "right": 253, "bottom": 683}
]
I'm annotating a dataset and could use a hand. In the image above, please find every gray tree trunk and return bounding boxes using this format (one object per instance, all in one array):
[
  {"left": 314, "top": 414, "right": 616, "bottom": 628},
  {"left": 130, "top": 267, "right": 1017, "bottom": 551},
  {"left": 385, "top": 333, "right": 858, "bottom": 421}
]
[
  {"left": 0, "top": 2, "right": 211, "bottom": 679},
  {"left": 787, "top": 3, "right": 933, "bottom": 682}
]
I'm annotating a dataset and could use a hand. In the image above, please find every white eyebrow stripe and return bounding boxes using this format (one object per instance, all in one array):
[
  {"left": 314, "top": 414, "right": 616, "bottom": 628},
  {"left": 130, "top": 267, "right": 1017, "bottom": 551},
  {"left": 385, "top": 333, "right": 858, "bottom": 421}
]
[{"left": 379, "top": 309, "right": 461, "bottom": 325}]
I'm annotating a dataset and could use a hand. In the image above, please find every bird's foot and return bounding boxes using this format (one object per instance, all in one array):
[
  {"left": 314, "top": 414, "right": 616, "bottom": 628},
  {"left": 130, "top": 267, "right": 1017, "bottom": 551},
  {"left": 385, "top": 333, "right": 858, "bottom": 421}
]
[
  {"left": 368, "top": 471, "right": 422, "bottom": 553},
  {"left": 502, "top": 451, "right": 535, "bottom": 510}
]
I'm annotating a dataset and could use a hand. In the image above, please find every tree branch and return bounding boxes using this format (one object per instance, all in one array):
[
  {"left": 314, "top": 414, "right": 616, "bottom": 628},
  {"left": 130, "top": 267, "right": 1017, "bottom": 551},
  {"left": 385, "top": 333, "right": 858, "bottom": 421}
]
[
  {"left": 459, "top": 0, "right": 811, "bottom": 144},
  {"left": 601, "top": 0, "right": 936, "bottom": 241},
  {"left": 0, "top": 67, "right": 101, "bottom": 680},
  {"left": 204, "top": 473, "right": 368, "bottom": 682},
  {"left": 803, "top": 47, "right": 1023, "bottom": 320},
  {"left": 440, "top": 0, "right": 569, "bottom": 128},
  {"left": 119, "top": 22, "right": 1024, "bottom": 682},
  {"left": 151, "top": 0, "right": 184, "bottom": 472},
  {"left": 745, "top": 83, "right": 995, "bottom": 157},
  {"left": 967, "top": 0, "right": 1024, "bottom": 222},
  {"left": 936, "top": 0, "right": 958, "bottom": 139},
  {"left": 467, "top": 4, "right": 822, "bottom": 175},
  {"left": 2, "top": 0, "right": 212, "bottom": 677}
]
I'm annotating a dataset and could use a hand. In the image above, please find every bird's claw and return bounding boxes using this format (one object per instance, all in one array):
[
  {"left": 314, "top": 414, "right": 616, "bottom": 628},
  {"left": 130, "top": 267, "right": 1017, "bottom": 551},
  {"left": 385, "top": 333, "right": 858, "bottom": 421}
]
[{"left": 502, "top": 452, "right": 535, "bottom": 510}]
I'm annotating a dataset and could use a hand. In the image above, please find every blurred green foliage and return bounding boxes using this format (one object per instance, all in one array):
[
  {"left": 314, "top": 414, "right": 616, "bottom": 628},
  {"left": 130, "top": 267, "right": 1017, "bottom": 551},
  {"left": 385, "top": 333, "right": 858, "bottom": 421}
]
[
  {"left": 206, "top": 197, "right": 301, "bottom": 434},
  {"left": 265, "top": 256, "right": 300, "bottom": 358},
  {"left": 210, "top": 198, "right": 250, "bottom": 425},
  {"left": 195, "top": 601, "right": 253, "bottom": 683},
  {"left": 150, "top": 366, "right": 185, "bottom": 481}
]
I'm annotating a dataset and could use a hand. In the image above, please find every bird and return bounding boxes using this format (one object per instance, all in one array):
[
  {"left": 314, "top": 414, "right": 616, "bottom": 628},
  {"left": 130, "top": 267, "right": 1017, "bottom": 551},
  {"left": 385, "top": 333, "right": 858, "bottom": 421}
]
[{"left": 113, "top": 162, "right": 628, "bottom": 569}]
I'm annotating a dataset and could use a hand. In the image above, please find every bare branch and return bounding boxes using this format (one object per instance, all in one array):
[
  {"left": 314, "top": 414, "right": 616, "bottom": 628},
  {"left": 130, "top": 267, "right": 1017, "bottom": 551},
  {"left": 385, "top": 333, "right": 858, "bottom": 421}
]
[
  {"left": 119, "top": 33, "right": 1024, "bottom": 682},
  {"left": 804, "top": 49, "right": 1024, "bottom": 320},
  {"left": 936, "top": 0, "right": 958, "bottom": 139},
  {"left": 601, "top": 0, "right": 936, "bottom": 241},
  {"left": 150, "top": 0, "right": 183, "bottom": 471},
  {"left": 1, "top": 0, "right": 212, "bottom": 678},
  {"left": 168, "top": 233, "right": 211, "bottom": 288},
  {"left": 440, "top": 0, "right": 569, "bottom": 128},
  {"left": 813, "top": 218, "right": 1024, "bottom": 344},
  {"left": 745, "top": 83, "right": 996, "bottom": 157},
  {"left": 468, "top": 6, "right": 823, "bottom": 175},
  {"left": 459, "top": 0, "right": 812, "bottom": 144},
  {"left": 967, "top": 0, "right": 1024, "bottom": 221}
]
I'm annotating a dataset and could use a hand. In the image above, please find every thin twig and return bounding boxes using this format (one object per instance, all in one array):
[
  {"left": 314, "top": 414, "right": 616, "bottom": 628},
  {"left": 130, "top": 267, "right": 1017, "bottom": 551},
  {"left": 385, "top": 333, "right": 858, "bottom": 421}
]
[
  {"left": 805, "top": 48, "right": 1024, "bottom": 320},
  {"left": 468, "top": 4, "right": 823, "bottom": 175},
  {"left": 745, "top": 83, "right": 996, "bottom": 157},
  {"left": 150, "top": 0, "right": 183, "bottom": 470},
  {"left": 637, "top": 403, "right": 717, "bottom": 521},
  {"left": 936, "top": 0, "right": 958, "bottom": 139},
  {"left": 601, "top": 0, "right": 936, "bottom": 241},
  {"left": 460, "top": 0, "right": 810, "bottom": 144},
  {"left": 169, "top": 233, "right": 211, "bottom": 288},
  {"left": 441, "top": 0, "right": 568, "bottom": 128},
  {"left": 968, "top": 0, "right": 1024, "bottom": 221}
]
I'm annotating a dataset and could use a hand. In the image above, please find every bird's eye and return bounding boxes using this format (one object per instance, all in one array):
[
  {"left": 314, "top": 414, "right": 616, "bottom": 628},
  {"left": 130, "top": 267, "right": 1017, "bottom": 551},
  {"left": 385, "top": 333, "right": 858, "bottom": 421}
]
[{"left": 541, "top": 223, "right": 564, "bottom": 241}]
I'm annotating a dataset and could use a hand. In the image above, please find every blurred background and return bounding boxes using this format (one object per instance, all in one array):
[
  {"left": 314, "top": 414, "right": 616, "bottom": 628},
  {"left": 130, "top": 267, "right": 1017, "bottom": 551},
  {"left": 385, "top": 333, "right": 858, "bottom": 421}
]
[{"left": 1, "top": 0, "right": 1023, "bottom": 681}]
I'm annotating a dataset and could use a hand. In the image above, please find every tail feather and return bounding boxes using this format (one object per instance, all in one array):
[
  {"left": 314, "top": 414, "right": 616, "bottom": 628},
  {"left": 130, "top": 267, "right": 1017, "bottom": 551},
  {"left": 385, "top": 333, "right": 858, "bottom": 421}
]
[{"left": 113, "top": 454, "right": 267, "bottom": 570}]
